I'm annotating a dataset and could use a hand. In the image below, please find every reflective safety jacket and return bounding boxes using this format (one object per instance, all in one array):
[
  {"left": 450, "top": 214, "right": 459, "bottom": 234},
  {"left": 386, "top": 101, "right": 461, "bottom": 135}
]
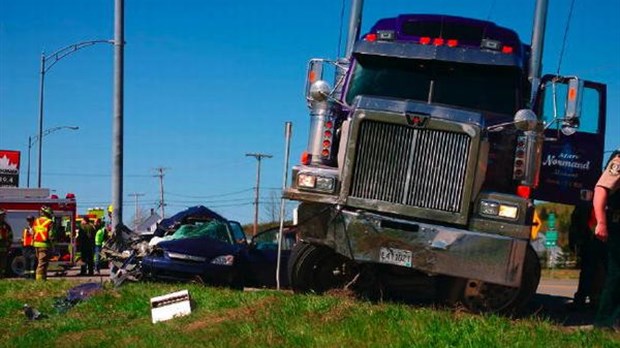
[
  {"left": 95, "top": 227, "right": 106, "bottom": 247},
  {"left": 33, "top": 217, "right": 54, "bottom": 248},
  {"left": 0, "top": 222, "right": 13, "bottom": 251},
  {"left": 23, "top": 227, "right": 34, "bottom": 247}
]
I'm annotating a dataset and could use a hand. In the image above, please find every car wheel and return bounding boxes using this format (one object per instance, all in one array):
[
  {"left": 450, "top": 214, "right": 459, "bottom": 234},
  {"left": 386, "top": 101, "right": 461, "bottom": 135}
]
[{"left": 288, "top": 242, "right": 356, "bottom": 294}]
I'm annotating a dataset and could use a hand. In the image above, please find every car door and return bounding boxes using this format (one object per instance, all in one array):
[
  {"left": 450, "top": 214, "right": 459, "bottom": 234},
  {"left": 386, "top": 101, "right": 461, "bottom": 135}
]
[
  {"left": 533, "top": 75, "right": 607, "bottom": 205},
  {"left": 246, "top": 227, "right": 297, "bottom": 288}
]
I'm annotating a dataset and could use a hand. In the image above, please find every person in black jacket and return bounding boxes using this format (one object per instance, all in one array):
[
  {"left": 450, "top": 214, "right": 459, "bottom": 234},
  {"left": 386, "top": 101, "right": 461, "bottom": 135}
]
[{"left": 78, "top": 217, "right": 96, "bottom": 276}]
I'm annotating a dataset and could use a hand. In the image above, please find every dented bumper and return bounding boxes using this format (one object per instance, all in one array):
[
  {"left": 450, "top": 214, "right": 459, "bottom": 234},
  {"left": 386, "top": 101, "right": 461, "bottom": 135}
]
[{"left": 300, "top": 206, "right": 527, "bottom": 287}]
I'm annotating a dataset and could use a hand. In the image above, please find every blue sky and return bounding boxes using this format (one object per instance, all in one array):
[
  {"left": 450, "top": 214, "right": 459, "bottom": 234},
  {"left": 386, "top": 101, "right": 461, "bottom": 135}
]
[{"left": 1, "top": 0, "right": 618, "bottom": 224}]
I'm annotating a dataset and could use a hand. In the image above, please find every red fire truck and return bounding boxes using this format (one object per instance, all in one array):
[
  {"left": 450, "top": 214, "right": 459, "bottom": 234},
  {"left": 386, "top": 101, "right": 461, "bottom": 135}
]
[{"left": 0, "top": 187, "right": 78, "bottom": 276}]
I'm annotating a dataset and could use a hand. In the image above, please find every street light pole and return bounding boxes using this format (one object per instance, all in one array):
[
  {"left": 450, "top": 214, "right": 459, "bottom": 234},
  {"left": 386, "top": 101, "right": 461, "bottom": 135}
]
[
  {"left": 36, "top": 39, "right": 113, "bottom": 188},
  {"left": 246, "top": 153, "right": 273, "bottom": 236},
  {"left": 28, "top": 126, "right": 79, "bottom": 188}
]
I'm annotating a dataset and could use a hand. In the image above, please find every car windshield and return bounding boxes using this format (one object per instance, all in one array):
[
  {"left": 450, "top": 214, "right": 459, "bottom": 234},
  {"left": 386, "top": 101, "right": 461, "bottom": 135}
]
[
  {"left": 169, "top": 220, "right": 232, "bottom": 244},
  {"left": 345, "top": 55, "right": 521, "bottom": 115}
]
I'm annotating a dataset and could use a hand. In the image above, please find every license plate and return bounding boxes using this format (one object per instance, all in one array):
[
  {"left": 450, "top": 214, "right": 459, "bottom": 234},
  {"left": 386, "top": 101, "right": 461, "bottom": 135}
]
[{"left": 379, "top": 247, "right": 412, "bottom": 267}]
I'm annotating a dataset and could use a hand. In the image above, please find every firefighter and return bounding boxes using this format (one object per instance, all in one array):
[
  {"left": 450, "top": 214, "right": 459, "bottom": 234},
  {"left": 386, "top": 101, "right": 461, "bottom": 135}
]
[
  {"left": 593, "top": 150, "right": 620, "bottom": 331},
  {"left": 0, "top": 208, "right": 14, "bottom": 278},
  {"left": 33, "top": 206, "right": 55, "bottom": 281},
  {"left": 22, "top": 216, "right": 36, "bottom": 279},
  {"left": 78, "top": 216, "right": 96, "bottom": 276}
]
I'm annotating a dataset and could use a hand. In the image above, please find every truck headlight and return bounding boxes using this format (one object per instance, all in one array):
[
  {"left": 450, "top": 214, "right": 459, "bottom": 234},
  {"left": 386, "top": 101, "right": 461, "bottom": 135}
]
[
  {"left": 297, "top": 173, "right": 336, "bottom": 192},
  {"left": 479, "top": 200, "right": 519, "bottom": 219}
]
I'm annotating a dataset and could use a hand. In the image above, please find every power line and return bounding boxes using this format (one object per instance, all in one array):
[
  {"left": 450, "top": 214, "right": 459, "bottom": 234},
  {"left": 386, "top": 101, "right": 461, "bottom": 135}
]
[
  {"left": 245, "top": 152, "right": 273, "bottom": 235},
  {"left": 165, "top": 188, "right": 254, "bottom": 199},
  {"left": 44, "top": 172, "right": 151, "bottom": 178},
  {"left": 128, "top": 192, "right": 145, "bottom": 226},
  {"left": 556, "top": 0, "right": 576, "bottom": 75},
  {"left": 153, "top": 167, "right": 168, "bottom": 218}
]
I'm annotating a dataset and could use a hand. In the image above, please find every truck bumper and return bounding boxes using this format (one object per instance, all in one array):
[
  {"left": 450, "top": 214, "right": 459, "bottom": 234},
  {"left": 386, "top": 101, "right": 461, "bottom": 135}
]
[{"left": 300, "top": 206, "right": 527, "bottom": 287}]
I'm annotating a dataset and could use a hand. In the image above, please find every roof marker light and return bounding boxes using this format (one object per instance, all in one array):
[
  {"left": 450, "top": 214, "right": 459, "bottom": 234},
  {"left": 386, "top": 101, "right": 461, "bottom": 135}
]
[
  {"left": 433, "top": 38, "right": 444, "bottom": 46},
  {"left": 419, "top": 37, "right": 431, "bottom": 45},
  {"left": 365, "top": 33, "right": 377, "bottom": 42},
  {"left": 502, "top": 45, "right": 514, "bottom": 54},
  {"left": 447, "top": 39, "right": 458, "bottom": 47}
]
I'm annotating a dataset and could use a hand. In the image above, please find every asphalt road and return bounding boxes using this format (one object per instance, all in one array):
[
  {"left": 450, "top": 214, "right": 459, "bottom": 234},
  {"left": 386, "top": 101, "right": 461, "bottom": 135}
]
[{"left": 530, "top": 278, "right": 600, "bottom": 328}]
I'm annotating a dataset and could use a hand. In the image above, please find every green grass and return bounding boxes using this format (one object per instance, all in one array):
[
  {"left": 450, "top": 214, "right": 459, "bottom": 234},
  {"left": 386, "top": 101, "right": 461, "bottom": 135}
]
[{"left": 0, "top": 280, "right": 617, "bottom": 348}]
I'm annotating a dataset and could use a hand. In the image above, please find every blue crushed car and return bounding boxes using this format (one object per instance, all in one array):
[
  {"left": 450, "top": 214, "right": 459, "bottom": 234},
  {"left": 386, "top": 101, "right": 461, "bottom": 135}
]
[{"left": 141, "top": 218, "right": 297, "bottom": 288}]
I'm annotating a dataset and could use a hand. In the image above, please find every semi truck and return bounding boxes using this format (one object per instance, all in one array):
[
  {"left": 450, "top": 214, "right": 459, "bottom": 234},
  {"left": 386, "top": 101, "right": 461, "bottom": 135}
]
[
  {"left": 284, "top": 0, "right": 608, "bottom": 312},
  {"left": 0, "top": 188, "right": 78, "bottom": 276}
]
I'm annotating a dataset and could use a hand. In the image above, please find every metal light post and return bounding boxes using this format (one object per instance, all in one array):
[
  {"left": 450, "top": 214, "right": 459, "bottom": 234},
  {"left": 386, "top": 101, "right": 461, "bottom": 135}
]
[
  {"left": 36, "top": 39, "right": 113, "bottom": 188},
  {"left": 27, "top": 126, "right": 79, "bottom": 188}
]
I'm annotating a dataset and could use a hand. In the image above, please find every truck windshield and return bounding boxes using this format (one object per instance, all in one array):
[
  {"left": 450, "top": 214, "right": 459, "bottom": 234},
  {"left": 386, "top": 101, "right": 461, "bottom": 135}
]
[{"left": 345, "top": 55, "right": 520, "bottom": 115}]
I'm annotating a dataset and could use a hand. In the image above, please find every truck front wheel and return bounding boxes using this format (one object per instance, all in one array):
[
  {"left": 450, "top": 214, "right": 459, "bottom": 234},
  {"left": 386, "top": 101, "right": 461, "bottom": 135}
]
[
  {"left": 288, "top": 242, "right": 357, "bottom": 294},
  {"left": 458, "top": 245, "right": 541, "bottom": 314},
  {"left": 9, "top": 255, "right": 26, "bottom": 277}
]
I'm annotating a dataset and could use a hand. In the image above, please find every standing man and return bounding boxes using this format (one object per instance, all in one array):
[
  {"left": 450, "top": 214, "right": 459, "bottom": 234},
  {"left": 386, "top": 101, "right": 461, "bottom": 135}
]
[
  {"left": 33, "top": 206, "right": 55, "bottom": 281},
  {"left": 593, "top": 150, "right": 620, "bottom": 331},
  {"left": 94, "top": 218, "right": 106, "bottom": 274},
  {"left": 22, "top": 216, "right": 36, "bottom": 279},
  {"left": 0, "top": 208, "right": 14, "bottom": 278},
  {"left": 78, "top": 216, "right": 96, "bottom": 276}
]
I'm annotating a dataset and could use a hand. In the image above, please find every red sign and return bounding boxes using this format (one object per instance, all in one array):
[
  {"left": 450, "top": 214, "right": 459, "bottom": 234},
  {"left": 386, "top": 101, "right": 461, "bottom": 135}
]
[{"left": 0, "top": 150, "right": 20, "bottom": 187}]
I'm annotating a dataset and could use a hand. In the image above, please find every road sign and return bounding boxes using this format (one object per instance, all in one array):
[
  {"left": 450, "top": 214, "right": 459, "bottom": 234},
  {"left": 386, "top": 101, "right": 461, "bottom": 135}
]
[
  {"left": 548, "top": 212, "right": 556, "bottom": 230},
  {"left": 545, "top": 230, "right": 558, "bottom": 248},
  {"left": 531, "top": 210, "right": 542, "bottom": 239}
]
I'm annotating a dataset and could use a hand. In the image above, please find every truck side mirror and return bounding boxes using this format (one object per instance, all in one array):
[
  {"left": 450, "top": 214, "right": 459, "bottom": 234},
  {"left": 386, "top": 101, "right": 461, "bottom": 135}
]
[
  {"left": 565, "top": 77, "right": 584, "bottom": 120},
  {"left": 561, "top": 77, "right": 584, "bottom": 136},
  {"left": 305, "top": 59, "right": 325, "bottom": 101}
]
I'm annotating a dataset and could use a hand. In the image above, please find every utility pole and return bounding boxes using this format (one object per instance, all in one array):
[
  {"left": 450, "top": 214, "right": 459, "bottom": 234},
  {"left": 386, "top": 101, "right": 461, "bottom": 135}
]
[
  {"left": 128, "top": 192, "right": 144, "bottom": 228},
  {"left": 154, "top": 167, "right": 167, "bottom": 218},
  {"left": 111, "top": 0, "right": 125, "bottom": 236},
  {"left": 245, "top": 153, "right": 272, "bottom": 236}
]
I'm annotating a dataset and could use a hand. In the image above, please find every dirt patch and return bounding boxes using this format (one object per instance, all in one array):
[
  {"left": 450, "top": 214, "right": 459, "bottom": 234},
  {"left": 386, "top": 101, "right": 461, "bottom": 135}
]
[
  {"left": 184, "top": 295, "right": 280, "bottom": 332},
  {"left": 54, "top": 328, "right": 107, "bottom": 346}
]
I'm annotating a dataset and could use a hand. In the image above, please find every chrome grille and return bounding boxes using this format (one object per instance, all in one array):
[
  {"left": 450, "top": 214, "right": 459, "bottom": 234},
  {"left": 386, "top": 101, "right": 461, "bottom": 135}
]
[{"left": 349, "top": 121, "right": 471, "bottom": 213}]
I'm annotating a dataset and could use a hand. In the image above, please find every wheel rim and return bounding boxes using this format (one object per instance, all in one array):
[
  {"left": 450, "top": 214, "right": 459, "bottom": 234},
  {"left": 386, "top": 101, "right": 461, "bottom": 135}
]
[
  {"left": 311, "top": 252, "right": 356, "bottom": 293},
  {"left": 462, "top": 279, "right": 520, "bottom": 313}
]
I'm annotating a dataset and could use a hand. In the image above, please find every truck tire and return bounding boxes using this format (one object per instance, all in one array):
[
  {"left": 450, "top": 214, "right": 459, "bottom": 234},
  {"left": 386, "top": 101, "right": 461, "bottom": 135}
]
[
  {"left": 9, "top": 255, "right": 26, "bottom": 277},
  {"left": 459, "top": 245, "right": 541, "bottom": 314},
  {"left": 288, "top": 242, "right": 356, "bottom": 294}
]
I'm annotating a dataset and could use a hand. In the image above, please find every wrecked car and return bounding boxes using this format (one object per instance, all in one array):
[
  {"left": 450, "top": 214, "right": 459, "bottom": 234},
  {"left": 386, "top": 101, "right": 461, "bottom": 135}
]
[
  {"left": 102, "top": 205, "right": 298, "bottom": 289},
  {"left": 142, "top": 222, "right": 298, "bottom": 289}
]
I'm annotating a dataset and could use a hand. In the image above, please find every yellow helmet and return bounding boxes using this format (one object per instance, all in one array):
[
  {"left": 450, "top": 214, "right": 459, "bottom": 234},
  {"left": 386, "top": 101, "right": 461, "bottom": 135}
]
[{"left": 107, "top": 205, "right": 113, "bottom": 214}]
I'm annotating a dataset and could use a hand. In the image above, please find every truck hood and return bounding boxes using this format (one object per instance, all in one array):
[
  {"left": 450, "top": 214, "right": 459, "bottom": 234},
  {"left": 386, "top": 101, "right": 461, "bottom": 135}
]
[{"left": 349, "top": 95, "right": 485, "bottom": 128}]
